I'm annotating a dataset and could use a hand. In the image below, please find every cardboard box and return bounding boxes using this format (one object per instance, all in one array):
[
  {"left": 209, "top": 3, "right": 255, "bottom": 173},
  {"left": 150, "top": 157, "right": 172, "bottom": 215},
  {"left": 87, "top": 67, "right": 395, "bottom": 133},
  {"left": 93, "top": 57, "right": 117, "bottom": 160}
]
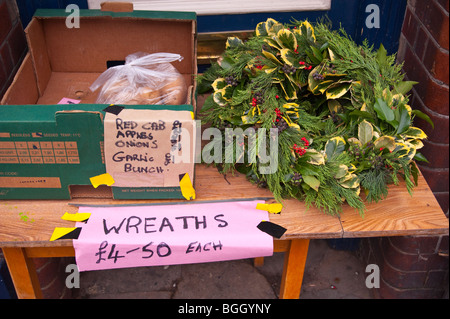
[{"left": 0, "top": 7, "right": 197, "bottom": 200}]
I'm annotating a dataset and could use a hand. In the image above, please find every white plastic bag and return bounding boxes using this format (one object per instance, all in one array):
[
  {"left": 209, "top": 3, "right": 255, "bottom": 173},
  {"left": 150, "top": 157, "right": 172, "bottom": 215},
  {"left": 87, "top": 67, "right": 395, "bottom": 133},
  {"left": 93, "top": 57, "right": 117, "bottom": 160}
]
[{"left": 90, "top": 52, "right": 187, "bottom": 105}]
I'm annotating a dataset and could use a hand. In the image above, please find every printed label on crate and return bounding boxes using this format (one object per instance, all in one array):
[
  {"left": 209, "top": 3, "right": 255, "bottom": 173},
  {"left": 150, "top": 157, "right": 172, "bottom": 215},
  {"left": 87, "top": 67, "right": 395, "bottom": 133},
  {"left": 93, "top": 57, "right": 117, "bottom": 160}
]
[
  {"left": 0, "top": 176, "right": 61, "bottom": 188},
  {"left": 0, "top": 141, "right": 80, "bottom": 165}
]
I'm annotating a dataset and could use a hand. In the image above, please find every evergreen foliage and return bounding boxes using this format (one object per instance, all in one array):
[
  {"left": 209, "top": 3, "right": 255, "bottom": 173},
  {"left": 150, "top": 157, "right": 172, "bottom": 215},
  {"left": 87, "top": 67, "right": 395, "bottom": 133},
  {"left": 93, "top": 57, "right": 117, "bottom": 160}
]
[{"left": 198, "top": 18, "right": 432, "bottom": 216}]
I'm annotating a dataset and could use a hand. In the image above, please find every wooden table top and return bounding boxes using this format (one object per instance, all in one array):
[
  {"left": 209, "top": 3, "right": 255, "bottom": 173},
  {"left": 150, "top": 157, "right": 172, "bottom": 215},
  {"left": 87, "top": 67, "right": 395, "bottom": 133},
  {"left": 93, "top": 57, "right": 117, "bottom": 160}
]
[{"left": 0, "top": 164, "right": 448, "bottom": 248}]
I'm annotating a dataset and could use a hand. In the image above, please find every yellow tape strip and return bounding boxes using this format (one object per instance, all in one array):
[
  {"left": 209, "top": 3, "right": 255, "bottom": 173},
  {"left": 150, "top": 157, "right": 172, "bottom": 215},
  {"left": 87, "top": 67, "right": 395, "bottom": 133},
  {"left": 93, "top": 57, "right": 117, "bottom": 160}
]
[
  {"left": 179, "top": 173, "right": 196, "bottom": 200},
  {"left": 90, "top": 173, "right": 115, "bottom": 188},
  {"left": 256, "top": 203, "right": 283, "bottom": 214},
  {"left": 49, "top": 227, "right": 78, "bottom": 241},
  {"left": 61, "top": 212, "right": 91, "bottom": 222}
]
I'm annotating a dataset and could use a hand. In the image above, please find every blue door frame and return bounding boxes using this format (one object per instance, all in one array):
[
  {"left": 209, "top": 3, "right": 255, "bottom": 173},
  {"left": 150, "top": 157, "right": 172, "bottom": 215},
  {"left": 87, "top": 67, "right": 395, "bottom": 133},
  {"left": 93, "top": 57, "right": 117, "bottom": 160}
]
[{"left": 16, "top": 0, "right": 406, "bottom": 55}]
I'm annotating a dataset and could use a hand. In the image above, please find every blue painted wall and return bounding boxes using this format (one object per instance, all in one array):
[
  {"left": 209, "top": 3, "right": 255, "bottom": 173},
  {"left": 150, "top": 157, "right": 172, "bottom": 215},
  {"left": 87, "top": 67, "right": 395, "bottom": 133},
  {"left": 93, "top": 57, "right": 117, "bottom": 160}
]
[
  {"left": 197, "top": 0, "right": 407, "bottom": 55},
  {"left": 16, "top": 0, "right": 88, "bottom": 29},
  {"left": 16, "top": 0, "right": 406, "bottom": 54}
]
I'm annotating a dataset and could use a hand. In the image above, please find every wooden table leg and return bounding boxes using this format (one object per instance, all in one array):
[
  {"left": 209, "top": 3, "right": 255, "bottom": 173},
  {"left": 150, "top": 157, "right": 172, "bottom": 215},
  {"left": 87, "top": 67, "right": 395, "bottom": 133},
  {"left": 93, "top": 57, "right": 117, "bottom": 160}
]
[
  {"left": 2, "top": 247, "right": 43, "bottom": 299},
  {"left": 279, "top": 239, "right": 310, "bottom": 299}
]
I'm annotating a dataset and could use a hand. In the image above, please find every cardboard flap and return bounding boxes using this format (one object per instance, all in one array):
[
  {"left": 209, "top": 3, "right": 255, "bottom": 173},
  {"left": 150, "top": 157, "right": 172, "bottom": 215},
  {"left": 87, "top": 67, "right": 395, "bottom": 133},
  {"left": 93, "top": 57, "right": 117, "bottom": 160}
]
[
  {"left": 55, "top": 110, "right": 104, "bottom": 127},
  {"left": 0, "top": 53, "right": 39, "bottom": 105},
  {"left": 101, "top": 2, "right": 134, "bottom": 12},
  {"left": 25, "top": 17, "right": 51, "bottom": 97}
]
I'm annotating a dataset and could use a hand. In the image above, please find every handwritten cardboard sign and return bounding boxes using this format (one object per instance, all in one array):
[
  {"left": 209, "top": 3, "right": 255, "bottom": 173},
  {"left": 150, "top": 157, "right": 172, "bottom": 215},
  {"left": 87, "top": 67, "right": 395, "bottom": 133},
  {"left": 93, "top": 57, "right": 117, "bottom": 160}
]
[
  {"left": 104, "top": 109, "right": 196, "bottom": 187},
  {"left": 73, "top": 200, "right": 273, "bottom": 272}
]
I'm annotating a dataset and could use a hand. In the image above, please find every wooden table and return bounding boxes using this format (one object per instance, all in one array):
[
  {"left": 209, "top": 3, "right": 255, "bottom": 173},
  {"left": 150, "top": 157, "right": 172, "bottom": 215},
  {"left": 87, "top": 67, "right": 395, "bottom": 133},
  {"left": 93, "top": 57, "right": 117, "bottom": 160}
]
[{"left": 0, "top": 164, "right": 448, "bottom": 299}]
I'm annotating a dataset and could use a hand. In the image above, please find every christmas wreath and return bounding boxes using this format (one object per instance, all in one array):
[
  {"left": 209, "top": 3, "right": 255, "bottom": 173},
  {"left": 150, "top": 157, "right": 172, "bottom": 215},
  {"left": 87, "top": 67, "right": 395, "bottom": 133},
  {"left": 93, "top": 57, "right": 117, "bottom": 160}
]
[{"left": 197, "top": 18, "right": 433, "bottom": 216}]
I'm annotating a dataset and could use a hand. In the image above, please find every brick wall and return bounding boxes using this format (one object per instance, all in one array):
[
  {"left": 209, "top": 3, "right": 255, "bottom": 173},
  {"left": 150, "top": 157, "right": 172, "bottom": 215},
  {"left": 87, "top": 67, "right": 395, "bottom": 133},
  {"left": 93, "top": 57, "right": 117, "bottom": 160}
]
[
  {"left": 360, "top": 236, "right": 449, "bottom": 298},
  {"left": 397, "top": 0, "right": 449, "bottom": 214},
  {"left": 0, "top": 0, "right": 27, "bottom": 99},
  {"left": 361, "top": 0, "right": 449, "bottom": 299}
]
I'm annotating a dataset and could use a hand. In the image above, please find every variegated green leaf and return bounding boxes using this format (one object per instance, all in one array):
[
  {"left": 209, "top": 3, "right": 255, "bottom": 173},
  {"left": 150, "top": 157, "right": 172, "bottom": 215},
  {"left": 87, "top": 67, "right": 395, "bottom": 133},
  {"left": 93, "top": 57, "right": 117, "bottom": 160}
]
[
  {"left": 347, "top": 137, "right": 362, "bottom": 147},
  {"left": 276, "top": 29, "right": 297, "bottom": 50},
  {"left": 314, "top": 80, "right": 335, "bottom": 94},
  {"left": 328, "top": 48, "right": 336, "bottom": 61},
  {"left": 347, "top": 163, "right": 357, "bottom": 173},
  {"left": 255, "top": 21, "right": 268, "bottom": 36},
  {"left": 212, "top": 78, "right": 228, "bottom": 91},
  {"left": 394, "top": 142, "right": 410, "bottom": 158},
  {"left": 324, "top": 136, "right": 346, "bottom": 160},
  {"left": 241, "top": 114, "right": 260, "bottom": 124},
  {"left": 264, "top": 37, "right": 282, "bottom": 50},
  {"left": 403, "top": 141, "right": 417, "bottom": 162},
  {"left": 358, "top": 120, "right": 374, "bottom": 145},
  {"left": 307, "top": 65, "right": 323, "bottom": 94},
  {"left": 264, "top": 66, "right": 277, "bottom": 74},
  {"left": 225, "top": 37, "right": 244, "bottom": 49},
  {"left": 213, "top": 89, "right": 228, "bottom": 106},
  {"left": 373, "top": 136, "right": 396, "bottom": 152},
  {"left": 282, "top": 115, "right": 300, "bottom": 131},
  {"left": 265, "top": 18, "right": 279, "bottom": 35},
  {"left": 261, "top": 49, "right": 282, "bottom": 65},
  {"left": 282, "top": 103, "right": 300, "bottom": 117},
  {"left": 328, "top": 100, "right": 342, "bottom": 113},
  {"left": 303, "top": 175, "right": 320, "bottom": 192},
  {"left": 323, "top": 73, "right": 347, "bottom": 81},
  {"left": 280, "top": 48, "right": 297, "bottom": 66},
  {"left": 295, "top": 20, "right": 316, "bottom": 42},
  {"left": 279, "top": 80, "right": 297, "bottom": 100},
  {"left": 340, "top": 174, "right": 359, "bottom": 189},
  {"left": 408, "top": 139, "right": 424, "bottom": 150},
  {"left": 334, "top": 164, "right": 348, "bottom": 179},
  {"left": 325, "top": 82, "right": 351, "bottom": 99},
  {"left": 267, "top": 22, "right": 284, "bottom": 36},
  {"left": 403, "top": 127, "right": 427, "bottom": 139},
  {"left": 306, "top": 149, "right": 325, "bottom": 165}
]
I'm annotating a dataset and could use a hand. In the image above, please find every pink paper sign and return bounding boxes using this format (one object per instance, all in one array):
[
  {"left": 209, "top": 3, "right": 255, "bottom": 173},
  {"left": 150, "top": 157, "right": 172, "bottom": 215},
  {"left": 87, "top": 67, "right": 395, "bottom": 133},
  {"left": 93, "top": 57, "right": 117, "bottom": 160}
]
[
  {"left": 73, "top": 200, "right": 273, "bottom": 272},
  {"left": 58, "top": 97, "right": 81, "bottom": 104}
]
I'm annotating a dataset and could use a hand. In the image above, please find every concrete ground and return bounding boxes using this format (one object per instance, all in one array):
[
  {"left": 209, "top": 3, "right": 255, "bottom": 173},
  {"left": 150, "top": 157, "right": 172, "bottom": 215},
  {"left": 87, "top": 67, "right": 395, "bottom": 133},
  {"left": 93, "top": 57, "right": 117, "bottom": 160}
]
[{"left": 72, "top": 239, "right": 374, "bottom": 299}]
